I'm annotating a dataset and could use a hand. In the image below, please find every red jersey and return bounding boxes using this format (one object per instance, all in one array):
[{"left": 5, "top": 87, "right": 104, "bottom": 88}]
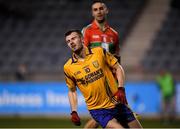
[{"left": 82, "top": 20, "right": 120, "bottom": 55}]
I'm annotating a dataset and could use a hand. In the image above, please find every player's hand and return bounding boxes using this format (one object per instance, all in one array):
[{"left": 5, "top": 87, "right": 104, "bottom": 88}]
[
  {"left": 114, "top": 87, "right": 128, "bottom": 104},
  {"left": 70, "top": 111, "right": 81, "bottom": 126}
]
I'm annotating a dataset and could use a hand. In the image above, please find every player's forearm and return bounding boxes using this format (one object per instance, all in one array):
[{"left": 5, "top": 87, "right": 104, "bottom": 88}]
[
  {"left": 114, "top": 63, "right": 125, "bottom": 88},
  {"left": 68, "top": 90, "right": 78, "bottom": 111}
]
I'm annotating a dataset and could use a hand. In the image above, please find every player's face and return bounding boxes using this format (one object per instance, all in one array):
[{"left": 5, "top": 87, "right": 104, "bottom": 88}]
[
  {"left": 65, "top": 32, "right": 83, "bottom": 52},
  {"left": 92, "top": 2, "right": 108, "bottom": 23}
]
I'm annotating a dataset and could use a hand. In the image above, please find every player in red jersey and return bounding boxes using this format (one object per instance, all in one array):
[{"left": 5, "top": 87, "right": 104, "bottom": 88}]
[{"left": 82, "top": 0, "right": 120, "bottom": 62}]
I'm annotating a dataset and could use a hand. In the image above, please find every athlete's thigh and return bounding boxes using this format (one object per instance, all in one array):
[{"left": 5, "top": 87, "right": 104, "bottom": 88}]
[
  {"left": 84, "top": 118, "right": 99, "bottom": 129},
  {"left": 106, "top": 118, "right": 124, "bottom": 128},
  {"left": 127, "top": 118, "right": 143, "bottom": 128}
]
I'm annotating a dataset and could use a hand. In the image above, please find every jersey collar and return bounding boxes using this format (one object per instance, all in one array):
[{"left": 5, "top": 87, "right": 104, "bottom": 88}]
[{"left": 71, "top": 47, "right": 93, "bottom": 63}]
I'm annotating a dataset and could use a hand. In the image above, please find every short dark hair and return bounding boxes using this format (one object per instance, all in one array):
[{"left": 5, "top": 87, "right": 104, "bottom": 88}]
[
  {"left": 65, "top": 29, "right": 82, "bottom": 37},
  {"left": 92, "top": 0, "right": 105, "bottom": 5}
]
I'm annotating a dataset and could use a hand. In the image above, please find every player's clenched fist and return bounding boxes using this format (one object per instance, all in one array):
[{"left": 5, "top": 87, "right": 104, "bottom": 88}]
[
  {"left": 70, "top": 111, "right": 81, "bottom": 126},
  {"left": 114, "top": 87, "right": 128, "bottom": 105}
]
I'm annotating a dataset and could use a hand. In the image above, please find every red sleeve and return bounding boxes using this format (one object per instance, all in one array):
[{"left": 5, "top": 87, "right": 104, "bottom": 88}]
[{"left": 82, "top": 27, "right": 90, "bottom": 47}]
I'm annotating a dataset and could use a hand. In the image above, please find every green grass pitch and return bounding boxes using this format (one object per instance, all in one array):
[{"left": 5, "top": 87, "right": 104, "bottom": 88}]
[{"left": 0, "top": 116, "right": 180, "bottom": 128}]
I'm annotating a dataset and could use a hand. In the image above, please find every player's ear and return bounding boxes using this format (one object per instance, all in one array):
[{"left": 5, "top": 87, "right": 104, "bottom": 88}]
[
  {"left": 81, "top": 36, "right": 84, "bottom": 43},
  {"left": 92, "top": 10, "right": 95, "bottom": 17},
  {"left": 104, "top": 6, "right": 109, "bottom": 14},
  {"left": 102, "top": 3, "right": 109, "bottom": 14},
  {"left": 105, "top": 8, "right": 109, "bottom": 14}
]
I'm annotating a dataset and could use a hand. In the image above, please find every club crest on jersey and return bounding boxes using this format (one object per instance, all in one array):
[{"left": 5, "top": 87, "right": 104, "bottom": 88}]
[
  {"left": 83, "top": 67, "right": 91, "bottom": 73},
  {"left": 92, "top": 60, "right": 99, "bottom": 68}
]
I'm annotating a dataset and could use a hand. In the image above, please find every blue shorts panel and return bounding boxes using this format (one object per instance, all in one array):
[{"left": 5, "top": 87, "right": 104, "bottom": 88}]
[
  {"left": 89, "top": 108, "right": 115, "bottom": 128},
  {"left": 89, "top": 104, "right": 135, "bottom": 128},
  {"left": 115, "top": 103, "right": 136, "bottom": 124}
]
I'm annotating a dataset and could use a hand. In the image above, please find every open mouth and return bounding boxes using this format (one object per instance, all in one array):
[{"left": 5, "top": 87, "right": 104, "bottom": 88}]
[{"left": 97, "top": 15, "right": 103, "bottom": 18}]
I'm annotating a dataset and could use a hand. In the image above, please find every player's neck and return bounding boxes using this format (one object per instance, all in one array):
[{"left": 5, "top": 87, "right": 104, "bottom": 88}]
[
  {"left": 95, "top": 20, "right": 106, "bottom": 31},
  {"left": 74, "top": 46, "right": 86, "bottom": 59}
]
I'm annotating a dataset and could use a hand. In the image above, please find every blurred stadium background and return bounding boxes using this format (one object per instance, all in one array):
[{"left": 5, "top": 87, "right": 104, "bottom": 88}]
[{"left": 0, "top": 0, "right": 180, "bottom": 128}]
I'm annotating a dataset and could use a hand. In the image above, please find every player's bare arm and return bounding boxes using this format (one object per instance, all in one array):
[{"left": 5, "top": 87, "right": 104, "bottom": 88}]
[
  {"left": 112, "top": 63, "right": 125, "bottom": 88},
  {"left": 68, "top": 88, "right": 81, "bottom": 126},
  {"left": 68, "top": 88, "right": 78, "bottom": 112},
  {"left": 112, "top": 63, "right": 128, "bottom": 104}
]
